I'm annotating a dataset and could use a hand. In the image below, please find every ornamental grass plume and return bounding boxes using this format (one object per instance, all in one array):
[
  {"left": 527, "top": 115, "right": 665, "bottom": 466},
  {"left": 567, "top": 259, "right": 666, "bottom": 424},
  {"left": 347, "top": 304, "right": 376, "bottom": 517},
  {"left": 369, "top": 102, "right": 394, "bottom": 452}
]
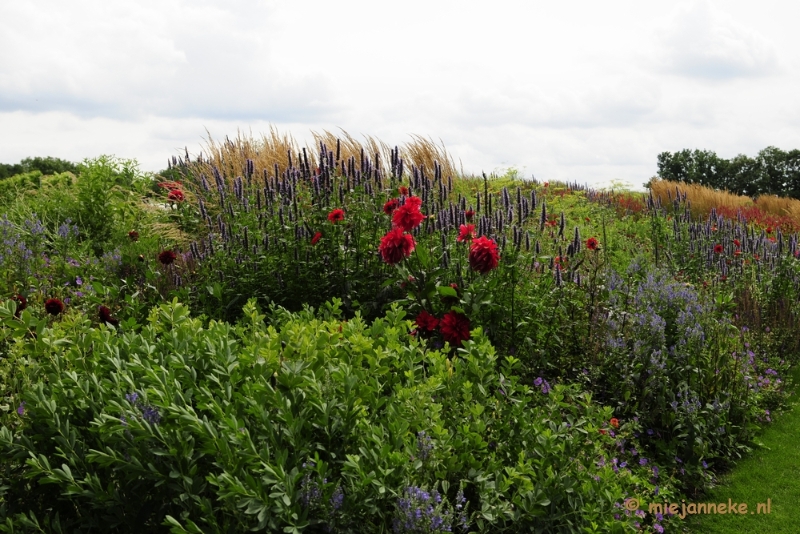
[
  {"left": 158, "top": 250, "right": 178, "bottom": 265},
  {"left": 468, "top": 236, "right": 500, "bottom": 274},
  {"left": 44, "top": 298, "right": 64, "bottom": 316},
  {"left": 392, "top": 196, "right": 425, "bottom": 231},
  {"left": 439, "top": 310, "right": 470, "bottom": 347},
  {"left": 379, "top": 227, "right": 416, "bottom": 265}
]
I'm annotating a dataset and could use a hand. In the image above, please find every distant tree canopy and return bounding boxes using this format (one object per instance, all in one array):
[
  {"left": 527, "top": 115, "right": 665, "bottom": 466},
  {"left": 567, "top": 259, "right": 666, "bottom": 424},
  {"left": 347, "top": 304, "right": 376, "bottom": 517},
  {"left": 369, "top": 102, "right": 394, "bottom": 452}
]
[
  {"left": 655, "top": 147, "right": 800, "bottom": 200},
  {"left": 0, "top": 156, "right": 79, "bottom": 180}
]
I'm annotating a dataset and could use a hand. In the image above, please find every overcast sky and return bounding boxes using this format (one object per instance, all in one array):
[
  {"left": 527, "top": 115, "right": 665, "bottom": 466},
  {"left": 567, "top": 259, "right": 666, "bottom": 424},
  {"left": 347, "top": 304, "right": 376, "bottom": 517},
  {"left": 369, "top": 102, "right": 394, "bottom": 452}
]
[{"left": 2, "top": 0, "right": 799, "bottom": 191}]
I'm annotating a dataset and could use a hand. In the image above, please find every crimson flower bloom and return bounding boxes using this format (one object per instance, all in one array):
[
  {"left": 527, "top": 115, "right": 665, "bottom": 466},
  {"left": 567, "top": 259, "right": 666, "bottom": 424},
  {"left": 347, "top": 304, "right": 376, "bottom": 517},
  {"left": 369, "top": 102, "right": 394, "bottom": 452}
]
[
  {"left": 128, "top": 230, "right": 139, "bottom": 241},
  {"left": 167, "top": 190, "right": 185, "bottom": 202},
  {"left": 383, "top": 198, "right": 400, "bottom": 215},
  {"left": 98, "top": 305, "right": 120, "bottom": 326},
  {"left": 713, "top": 244, "right": 723, "bottom": 254},
  {"left": 457, "top": 224, "right": 476, "bottom": 243},
  {"left": 766, "top": 226, "right": 773, "bottom": 234},
  {"left": 378, "top": 227, "right": 416, "bottom": 265},
  {"left": 398, "top": 186, "right": 409, "bottom": 195},
  {"left": 586, "top": 237, "right": 599, "bottom": 250},
  {"left": 415, "top": 310, "right": 440, "bottom": 332},
  {"left": 328, "top": 208, "right": 345, "bottom": 223},
  {"left": 158, "top": 250, "right": 177, "bottom": 265},
  {"left": 311, "top": 232, "right": 322, "bottom": 245},
  {"left": 465, "top": 209, "right": 475, "bottom": 221},
  {"left": 733, "top": 239, "right": 741, "bottom": 247},
  {"left": 468, "top": 236, "right": 500, "bottom": 274},
  {"left": 45, "top": 298, "right": 64, "bottom": 316},
  {"left": 11, "top": 294, "right": 27, "bottom": 317},
  {"left": 439, "top": 310, "right": 470, "bottom": 347},
  {"left": 392, "top": 196, "right": 425, "bottom": 231}
]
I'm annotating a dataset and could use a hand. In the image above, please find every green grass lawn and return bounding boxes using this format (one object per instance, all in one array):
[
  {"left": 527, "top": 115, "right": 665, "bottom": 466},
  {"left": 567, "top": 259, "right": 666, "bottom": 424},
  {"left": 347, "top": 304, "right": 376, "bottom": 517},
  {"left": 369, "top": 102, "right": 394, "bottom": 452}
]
[{"left": 684, "top": 365, "right": 800, "bottom": 533}]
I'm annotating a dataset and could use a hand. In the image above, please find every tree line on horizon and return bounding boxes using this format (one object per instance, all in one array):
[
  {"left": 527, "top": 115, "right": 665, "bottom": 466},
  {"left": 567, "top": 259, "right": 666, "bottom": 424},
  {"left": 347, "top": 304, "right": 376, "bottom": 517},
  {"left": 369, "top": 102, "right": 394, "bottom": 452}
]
[
  {"left": 0, "top": 156, "right": 79, "bottom": 180},
  {"left": 656, "top": 146, "right": 800, "bottom": 200}
]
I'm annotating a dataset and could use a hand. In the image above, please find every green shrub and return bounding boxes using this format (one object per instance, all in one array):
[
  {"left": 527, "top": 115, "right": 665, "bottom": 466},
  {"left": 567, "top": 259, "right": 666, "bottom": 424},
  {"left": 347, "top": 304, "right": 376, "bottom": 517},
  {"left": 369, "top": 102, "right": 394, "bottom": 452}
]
[{"left": 0, "top": 298, "right": 670, "bottom": 533}]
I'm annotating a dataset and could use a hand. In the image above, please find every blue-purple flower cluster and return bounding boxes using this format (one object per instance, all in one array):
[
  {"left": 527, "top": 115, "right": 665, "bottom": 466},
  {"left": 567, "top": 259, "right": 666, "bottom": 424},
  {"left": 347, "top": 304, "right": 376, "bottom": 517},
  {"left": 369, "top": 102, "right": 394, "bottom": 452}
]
[{"left": 392, "top": 484, "right": 468, "bottom": 533}]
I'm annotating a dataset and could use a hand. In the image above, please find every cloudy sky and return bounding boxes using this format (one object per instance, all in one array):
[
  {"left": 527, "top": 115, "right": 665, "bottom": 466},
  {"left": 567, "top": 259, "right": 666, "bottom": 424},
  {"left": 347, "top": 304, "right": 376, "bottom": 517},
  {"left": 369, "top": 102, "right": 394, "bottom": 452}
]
[{"left": 2, "top": 0, "right": 798, "bottom": 191}]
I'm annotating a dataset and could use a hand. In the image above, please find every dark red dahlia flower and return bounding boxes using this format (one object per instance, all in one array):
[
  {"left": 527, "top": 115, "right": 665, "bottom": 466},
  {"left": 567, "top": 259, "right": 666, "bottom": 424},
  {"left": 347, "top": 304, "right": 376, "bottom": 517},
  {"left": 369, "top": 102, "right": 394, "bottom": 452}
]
[
  {"left": 713, "top": 244, "right": 723, "bottom": 254},
  {"left": 98, "top": 305, "right": 120, "bottom": 326},
  {"left": 457, "top": 224, "right": 476, "bottom": 243},
  {"left": 45, "top": 298, "right": 64, "bottom": 316},
  {"left": 439, "top": 310, "right": 470, "bottom": 347},
  {"left": 468, "top": 236, "right": 500, "bottom": 274},
  {"left": 128, "top": 230, "right": 139, "bottom": 241},
  {"left": 398, "top": 186, "right": 409, "bottom": 195},
  {"left": 11, "top": 294, "right": 26, "bottom": 317},
  {"left": 383, "top": 198, "right": 400, "bottom": 215},
  {"left": 392, "top": 196, "right": 425, "bottom": 232},
  {"left": 158, "top": 250, "right": 178, "bottom": 265},
  {"left": 167, "top": 189, "right": 185, "bottom": 202},
  {"left": 465, "top": 209, "right": 475, "bottom": 221},
  {"left": 378, "top": 227, "right": 416, "bottom": 265},
  {"left": 415, "top": 310, "right": 440, "bottom": 332},
  {"left": 586, "top": 237, "right": 599, "bottom": 250},
  {"left": 328, "top": 208, "right": 345, "bottom": 223}
]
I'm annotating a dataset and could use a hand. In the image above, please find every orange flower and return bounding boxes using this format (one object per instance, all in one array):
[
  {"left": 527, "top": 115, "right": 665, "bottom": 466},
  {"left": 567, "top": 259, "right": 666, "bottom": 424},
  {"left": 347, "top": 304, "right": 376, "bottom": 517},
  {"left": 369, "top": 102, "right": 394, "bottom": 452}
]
[{"left": 610, "top": 418, "right": 619, "bottom": 428}]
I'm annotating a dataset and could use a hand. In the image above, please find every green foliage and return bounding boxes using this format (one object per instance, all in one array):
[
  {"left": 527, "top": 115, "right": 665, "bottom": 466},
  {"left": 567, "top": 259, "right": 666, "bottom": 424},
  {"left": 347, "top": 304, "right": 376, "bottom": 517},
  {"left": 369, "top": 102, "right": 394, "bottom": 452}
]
[
  {"left": 0, "top": 299, "right": 666, "bottom": 533},
  {"left": 74, "top": 156, "right": 144, "bottom": 256}
]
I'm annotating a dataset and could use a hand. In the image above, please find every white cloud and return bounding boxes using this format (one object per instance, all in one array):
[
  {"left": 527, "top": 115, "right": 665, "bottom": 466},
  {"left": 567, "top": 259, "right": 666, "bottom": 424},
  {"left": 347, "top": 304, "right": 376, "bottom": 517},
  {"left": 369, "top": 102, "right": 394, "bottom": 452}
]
[{"left": 655, "top": 1, "right": 781, "bottom": 80}]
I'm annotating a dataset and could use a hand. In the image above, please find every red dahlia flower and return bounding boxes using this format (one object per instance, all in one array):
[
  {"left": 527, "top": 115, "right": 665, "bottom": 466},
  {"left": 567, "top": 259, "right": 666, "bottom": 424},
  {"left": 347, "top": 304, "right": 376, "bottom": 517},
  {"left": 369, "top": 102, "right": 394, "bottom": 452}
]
[
  {"left": 383, "top": 198, "right": 400, "bottom": 215},
  {"left": 439, "top": 310, "right": 470, "bottom": 347},
  {"left": 465, "top": 209, "right": 475, "bottom": 221},
  {"left": 98, "top": 305, "right": 120, "bottom": 326},
  {"left": 733, "top": 239, "right": 741, "bottom": 247},
  {"left": 468, "top": 236, "right": 500, "bottom": 274},
  {"left": 392, "top": 196, "right": 425, "bottom": 231},
  {"left": 158, "top": 250, "right": 177, "bottom": 265},
  {"left": 713, "top": 244, "right": 723, "bottom": 254},
  {"left": 457, "top": 224, "right": 476, "bottom": 243},
  {"left": 45, "top": 298, "right": 64, "bottom": 316},
  {"left": 167, "top": 189, "right": 185, "bottom": 202},
  {"left": 128, "top": 230, "right": 139, "bottom": 241},
  {"left": 328, "top": 208, "right": 345, "bottom": 223},
  {"left": 311, "top": 231, "right": 322, "bottom": 245},
  {"left": 586, "top": 237, "right": 599, "bottom": 250},
  {"left": 766, "top": 226, "right": 773, "bottom": 234},
  {"left": 398, "top": 186, "right": 409, "bottom": 195},
  {"left": 378, "top": 227, "right": 416, "bottom": 265},
  {"left": 11, "top": 294, "right": 27, "bottom": 317},
  {"left": 415, "top": 310, "right": 440, "bottom": 332}
]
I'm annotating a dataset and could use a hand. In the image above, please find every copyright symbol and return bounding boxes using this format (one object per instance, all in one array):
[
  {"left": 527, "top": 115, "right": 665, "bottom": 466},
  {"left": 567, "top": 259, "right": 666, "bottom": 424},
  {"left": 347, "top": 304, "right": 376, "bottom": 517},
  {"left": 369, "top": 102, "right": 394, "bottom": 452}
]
[{"left": 624, "top": 498, "right": 640, "bottom": 511}]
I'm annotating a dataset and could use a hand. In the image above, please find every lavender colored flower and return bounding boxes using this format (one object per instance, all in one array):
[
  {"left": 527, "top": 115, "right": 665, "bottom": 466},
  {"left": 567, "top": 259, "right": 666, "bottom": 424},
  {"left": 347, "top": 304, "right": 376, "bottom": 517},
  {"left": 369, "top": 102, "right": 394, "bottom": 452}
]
[
  {"left": 125, "top": 392, "right": 139, "bottom": 404},
  {"left": 417, "top": 431, "right": 434, "bottom": 461},
  {"left": 141, "top": 405, "right": 161, "bottom": 425},
  {"left": 16, "top": 401, "right": 25, "bottom": 416},
  {"left": 330, "top": 485, "right": 344, "bottom": 510}
]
